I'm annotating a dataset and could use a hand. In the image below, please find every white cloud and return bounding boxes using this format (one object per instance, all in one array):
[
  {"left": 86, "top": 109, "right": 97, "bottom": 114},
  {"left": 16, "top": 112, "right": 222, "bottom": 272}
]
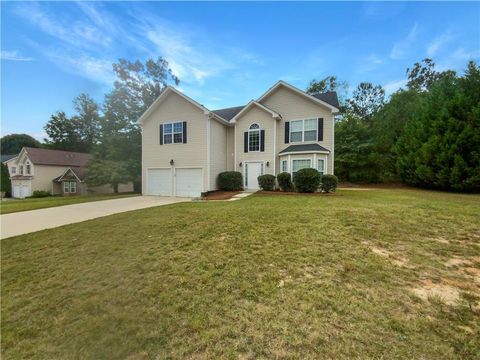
[
  {"left": 390, "top": 23, "right": 418, "bottom": 59},
  {"left": 383, "top": 79, "right": 407, "bottom": 94},
  {"left": 358, "top": 54, "right": 384, "bottom": 73},
  {"left": 427, "top": 30, "right": 454, "bottom": 57},
  {"left": 1, "top": 50, "right": 33, "bottom": 61},
  {"left": 451, "top": 47, "right": 480, "bottom": 61}
]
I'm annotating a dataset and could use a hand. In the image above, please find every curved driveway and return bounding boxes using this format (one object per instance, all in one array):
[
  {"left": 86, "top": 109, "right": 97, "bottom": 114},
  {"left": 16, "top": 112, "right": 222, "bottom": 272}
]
[{"left": 1, "top": 196, "right": 188, "bottom": 239}]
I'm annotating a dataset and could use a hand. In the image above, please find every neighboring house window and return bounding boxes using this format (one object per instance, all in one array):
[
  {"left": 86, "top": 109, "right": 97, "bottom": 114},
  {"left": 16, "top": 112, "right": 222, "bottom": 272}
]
[
  {"left": 64, "top": 181, "right": 77, "bottom": 193},
  {"left": 11, "top": 167, "right": 16, "bottom": 174},
  {"left": 281, "top": 160, "right": 288, "bottom": 172},
  {"left": 292, "top": 159, "right": 312, "bottom": 182},
  {"left": 19, "top": 165, "right": 23, "bottom": 175},
  {"left": 26, "top": 164, "right": 31, "bottom": 175},
  {"left": 317, "top": 159, "right": 325, "bottom": 176},
  {"left": 290, "top": 118, "right": 318, "bottom": 142},
  {"left": 248, "top": 123, "right": 260, "bottom": 152},
  {"left": 163, "top": 122, "right": 183, "bottom": 144}
]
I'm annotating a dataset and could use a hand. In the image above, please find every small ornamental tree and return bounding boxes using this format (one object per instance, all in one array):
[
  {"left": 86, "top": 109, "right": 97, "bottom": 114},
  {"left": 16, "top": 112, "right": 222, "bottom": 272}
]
[
  {"left": 258, "top": 174, "right": 275, "bottom": 191},
  {"left": 1, "top": 163, "right": 11, "bottom": 196},
  {"left": 218, "top": 171, "right": 243, "bottom": 191},
  {"left": 294, "top": 168, "right": 321, "bottom": 193},
  {"left": 85, "top": 159, "right": 132, "bottom": 193}
]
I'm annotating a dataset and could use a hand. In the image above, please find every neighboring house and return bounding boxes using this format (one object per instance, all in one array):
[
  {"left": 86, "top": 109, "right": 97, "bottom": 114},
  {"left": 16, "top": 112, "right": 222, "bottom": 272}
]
[
  {"left": 139, "top": 80, "right": 339, "bottom": 197},
  {"left": 3, "top": 147, "right": 133, "bottom": 198}
]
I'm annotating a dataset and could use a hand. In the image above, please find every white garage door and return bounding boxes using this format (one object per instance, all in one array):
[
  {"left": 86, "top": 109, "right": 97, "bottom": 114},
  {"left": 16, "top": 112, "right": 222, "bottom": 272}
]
[
  {"left": 147, "top": 169, "right": 172, "bottom": 196},
  {"left": 175, "top": 168, "right": 203, "bottom": 197},
  {"left": 13, "top": 185, "right": 20, "bottom": 198},
  {"left": 21, "top": 185, "right": 31, "bottom": 198}
]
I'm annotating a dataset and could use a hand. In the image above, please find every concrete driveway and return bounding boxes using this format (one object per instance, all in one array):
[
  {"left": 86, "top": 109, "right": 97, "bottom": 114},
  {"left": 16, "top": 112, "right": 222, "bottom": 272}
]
[{"left": 1, "top": 196, "right": 188, "bottom": 240}]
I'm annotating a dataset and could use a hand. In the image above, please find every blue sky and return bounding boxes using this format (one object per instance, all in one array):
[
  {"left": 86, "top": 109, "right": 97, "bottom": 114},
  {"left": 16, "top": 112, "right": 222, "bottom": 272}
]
[{"left": 1, "top": 1, "right": 479, "bottom": 140}]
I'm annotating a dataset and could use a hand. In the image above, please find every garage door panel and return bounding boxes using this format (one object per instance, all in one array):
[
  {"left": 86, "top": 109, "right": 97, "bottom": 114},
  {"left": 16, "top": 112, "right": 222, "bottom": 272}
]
[
  {"left": 175, "top": 168, "right": 203, "bottom": 197},
  {"left": 147, "top": 169, "right": 172, "bottom": 196}
]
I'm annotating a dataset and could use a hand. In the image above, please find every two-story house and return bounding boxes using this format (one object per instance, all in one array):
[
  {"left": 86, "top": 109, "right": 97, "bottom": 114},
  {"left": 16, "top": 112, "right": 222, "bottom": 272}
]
[{"left": 139, "top": 80, "right": 339, "bottom": 197}]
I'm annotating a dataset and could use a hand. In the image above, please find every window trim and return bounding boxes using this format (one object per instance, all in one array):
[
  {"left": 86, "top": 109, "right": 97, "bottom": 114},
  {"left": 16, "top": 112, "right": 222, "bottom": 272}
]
[
  {"left": 63, "top": 181, "right": 77, "bottom": 193},
  {"left": 289, "top": 118, "right": 318, "bottom": 143},
  {"left": 248, "top": 123, "right": 261, "bottom": 152},
  {"left": 291, "top": 158, "right": 313, "bottom": 183},
  {"left": 11, "top": 166, "right": 16, "bottom": 174},
  {"left": 26, "top": 164, "right": 31, "bottom": 175},
  {"left": 281, "top": 160, "right": 288, "bottom": 172},
  {"left": 163, "top": 121, "right": 184, "bottom": 145},
  {"left": 317, "top": 158, "right": 325, "bottom": 175},
  {"left": 19, "top": 165, "right": 23, "bottom": 175}
]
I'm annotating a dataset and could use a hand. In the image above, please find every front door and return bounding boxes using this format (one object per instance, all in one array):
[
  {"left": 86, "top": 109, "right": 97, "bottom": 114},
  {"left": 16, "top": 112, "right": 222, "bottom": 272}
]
[{"left": 245, "top": 162, "right": 263, "bottom": 190}]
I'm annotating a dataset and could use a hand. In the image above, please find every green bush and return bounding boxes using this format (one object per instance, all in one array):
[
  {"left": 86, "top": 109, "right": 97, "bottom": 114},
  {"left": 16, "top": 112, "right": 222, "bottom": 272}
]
[
  {"left": 218, "top": 171, "right": 243, "bottom": 191},
  {"left": 30, "top": 190, "right": 51, "bottom": 198},
  {"left": 321, "top": 174, "right": 338, "bottom": 193},
  {"left": 277, "top": 172, "right": 293, "bottom": 191},
  {"left": 258, "top": 174, "right": 275, "bottom": 191},
  {"left": 294, "top": 168, "right": 321, "bottom": 193}
]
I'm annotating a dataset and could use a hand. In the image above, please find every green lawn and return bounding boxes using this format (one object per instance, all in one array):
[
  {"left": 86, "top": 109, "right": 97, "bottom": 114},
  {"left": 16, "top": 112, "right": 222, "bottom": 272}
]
[
  {"left": 2, "top": 189, "right": 479, "bottom": 359},
  {"left": 0, "top": 193, "right": 139, "bottom": 214}
]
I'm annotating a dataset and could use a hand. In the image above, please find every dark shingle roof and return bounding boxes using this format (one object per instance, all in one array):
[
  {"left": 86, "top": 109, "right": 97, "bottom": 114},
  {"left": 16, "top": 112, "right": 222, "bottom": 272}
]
[
  {"left": 212, "top": 106, "right": 244, "bottom": 121},
  {"left": 212, "top": 91, "right": 339, "bottom": 121},
  {"left": 53, "top": 167, "right": 86, "bottom": 182},
  {"left": 1, "top": 154, "right": 16, "bottom": 163},
  {"left": 279, "top": 143, "right": 330, "bottom": 154},
  {"left": 311, "top": 92, "right": 340, "bottom": 109},
  {"left": 24, "top": 147, "right": 92, "bottom": 167}
]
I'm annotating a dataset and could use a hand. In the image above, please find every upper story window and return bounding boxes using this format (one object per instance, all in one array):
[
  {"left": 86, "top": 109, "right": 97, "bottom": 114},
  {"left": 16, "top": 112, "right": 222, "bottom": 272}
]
[
  {"left": 11, "top": 167, "right": 16, "bottom": 174},
  {"left": 163, "top": 122, "right": 183, "bottom": 144},
  {"left": 290, "top": 118, "right": 318, "bottom": 142},
  {"left": 26, "top": 164, "right": 31, "bottom": 175},
  {"left": 248, "top": 123, "right": 261, "bottom": 152},
  {"left": 19, "top": 165, "right": 23, "bottom": 175}
]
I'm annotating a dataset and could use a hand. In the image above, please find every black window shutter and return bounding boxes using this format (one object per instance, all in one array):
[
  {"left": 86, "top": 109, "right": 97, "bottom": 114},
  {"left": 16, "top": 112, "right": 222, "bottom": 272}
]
[
  {"left": 317, "top": 118, "right": 324, "bottom": 141},
  {"left": 260, "top": 130, "right": 265, "bottom": 152},
  {"left": 182, "top": 121, "right": 187, "bottom": 143},
  {"left": 159, "top": 124, "right": 164, "bottom": 145},
  {"left": 244, "top": 132, "right": 248, "bottom": 153},
  {"left": 285, "top": 122, "right": 290, "bottom": 143}
]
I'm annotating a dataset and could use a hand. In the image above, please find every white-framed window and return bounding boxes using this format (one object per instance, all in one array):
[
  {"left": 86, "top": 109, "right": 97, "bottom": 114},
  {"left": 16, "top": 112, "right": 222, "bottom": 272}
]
[
  {"left": 11, "top": 167, "right": 16, "bottom": 174},
  {"left": 292, "top": 159, "right": 312, "bottom": 182},
  {"left": 281, "top": 160, "right": 288, "bottom": 172},
  {"left": 26, "top": 164, "right": 31, "bottom": 175},
  {"left": 163, "top": 122, "right": 183, "bottom": 144},
  {"left": 19, "top": 165, "right": 23, "bottom": 175},
  {"left": 290, "top": 118, "right": 318, "bottom": 142},
  {"left": 64, "top": 181, "right": 77, "bottom": 193},
  {"left": 248, "top": 123, "right": 260, "bottom": 152},
  {"left": 317, "top": 159, "right": 325, "bottom": 176}
]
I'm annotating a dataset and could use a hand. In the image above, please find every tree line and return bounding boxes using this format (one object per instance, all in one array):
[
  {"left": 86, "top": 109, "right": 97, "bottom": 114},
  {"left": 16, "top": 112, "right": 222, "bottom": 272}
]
[{"left": 2, "top": 58, "right": 478, "bottom": 193}]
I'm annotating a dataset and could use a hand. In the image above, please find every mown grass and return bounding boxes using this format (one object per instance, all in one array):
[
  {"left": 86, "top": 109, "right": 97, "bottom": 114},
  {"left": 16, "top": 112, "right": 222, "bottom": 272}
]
[
  {"left": 0, "top": 193, "right": 139, "bottom": 214},
  {"left": 1, "top": 189, "right": 479, "bottom": 359}
]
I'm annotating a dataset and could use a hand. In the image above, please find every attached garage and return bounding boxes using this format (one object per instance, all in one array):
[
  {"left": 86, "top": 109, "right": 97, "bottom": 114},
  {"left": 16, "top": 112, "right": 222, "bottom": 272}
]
[
  {"left": 12, "top": 180, "right": 31, "bottom": 198},
  {"left": 146, "top": 168, "right": 172, "bottom": 196},
  {"left": 175, "top": 168, "right": 203, "bottom": 197}
]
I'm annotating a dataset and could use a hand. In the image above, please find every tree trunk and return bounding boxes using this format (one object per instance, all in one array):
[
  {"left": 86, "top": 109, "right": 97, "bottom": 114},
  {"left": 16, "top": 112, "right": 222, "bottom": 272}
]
[{"left": 113, "top": 183, "right": 119, "bottom": 193}]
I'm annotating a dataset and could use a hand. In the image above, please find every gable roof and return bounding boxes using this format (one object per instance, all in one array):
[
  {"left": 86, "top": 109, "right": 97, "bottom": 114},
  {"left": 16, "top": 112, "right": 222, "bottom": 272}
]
[
  {"left": 279, "top": 143, "right": 330, "bottom": 154},
  {"left": 53, "top": 167, "right": 85, "bottom": 182},
  {"left": 1, "top": 154, "right": 16, "bottom": 164},
  {"left": 258, "top": 80, "right": 340, "bottom": 113},
  {"left": 212, "top": 106, "right": 244, "bottom": 121},
  {"left": 230, "top": 101, "right": 281, "bottom": 123},
  {"left": 23, "top": 147, "right": 92, "bottom": 167},
  {"left": 311, "top": 92, "right": 340, "bottom": 109}
]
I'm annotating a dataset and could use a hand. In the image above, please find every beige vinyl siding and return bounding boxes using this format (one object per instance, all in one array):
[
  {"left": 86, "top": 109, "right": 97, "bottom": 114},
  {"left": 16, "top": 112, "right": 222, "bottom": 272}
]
[
  {"left": 226, "top": 126, "right": 235, "bottom": 171},
  {"left": 260, "top": 86, "right": 335, "bottom": 174},
  {"left": 234, "top": 106, "right": 276, "bottom": 176},
  {"left": 209, "top": 119, "right": 229, "bottom": 190},
  {"left": 30, "top": 165, "right": 71, "bottom": 194},
  {"left": 141, "top": 91, "right": 209, "bottom": 193}
]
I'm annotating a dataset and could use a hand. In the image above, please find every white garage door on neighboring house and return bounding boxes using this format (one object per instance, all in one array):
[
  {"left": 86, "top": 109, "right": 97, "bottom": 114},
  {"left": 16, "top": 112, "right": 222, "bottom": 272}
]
[
  {"left": 12, "top": 183, "right": 31, "bottom": 198},
  {"left": 21, "top": 185, "right": 31, "bottom": 198},
  {"left": 147, "top": 169, "right": 172, "bottom": 196},
  {"left": 175, "top": 168, "right": 203, "bottom": 197},
  {"left": 12, "top": 185, "right": 20, "bottom": 198}
]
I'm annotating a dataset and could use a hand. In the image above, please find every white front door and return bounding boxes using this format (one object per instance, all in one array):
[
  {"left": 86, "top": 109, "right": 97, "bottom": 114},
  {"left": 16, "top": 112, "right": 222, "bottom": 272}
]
[
  {"left": 147, "top": 169, "right": 172, "bottom": 196},
  {"left": 245, "top": 162, "right": 263, "bottom": 190},
  {"left": 175, "top": 168, "right": 203, "bottom": 197}
]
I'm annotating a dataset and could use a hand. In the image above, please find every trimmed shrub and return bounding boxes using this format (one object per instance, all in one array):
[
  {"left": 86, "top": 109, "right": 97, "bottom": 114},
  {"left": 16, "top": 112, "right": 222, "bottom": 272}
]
[
  {"left": 277, "top": 172, "right": 293, "bottom": 191},
  {"left": 218, "top": 171, "right": 243, "bottom": 191},
  {"left": 30, "top": 190, "right": 51, "bottom": 198},
  {"left": 258, "top": 174, "right": 275, "bottom": 191},
  {"left": 321, "top": 174, "right": 338, "bottom": 193},
  {"left": 294, "top": 168, "right": 321, "bottom": 193}
]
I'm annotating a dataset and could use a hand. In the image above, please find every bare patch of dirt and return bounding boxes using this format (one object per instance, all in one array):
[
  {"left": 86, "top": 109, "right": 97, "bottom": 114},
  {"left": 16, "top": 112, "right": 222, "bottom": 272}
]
[
  {"left": 362, "top": 242, "right": 411, "bottom": 268},
  {"left": 411, "top": 279, "right": 461, "bottom": 305},
  {"left": 202, "top": 191, "right": 241, "bottom": 200},
  {"left": 445, "top": 257, "right": 473, "bottom": 267},
  {"left": 431, "top": 236, "right": 450, "bottom": 244}
]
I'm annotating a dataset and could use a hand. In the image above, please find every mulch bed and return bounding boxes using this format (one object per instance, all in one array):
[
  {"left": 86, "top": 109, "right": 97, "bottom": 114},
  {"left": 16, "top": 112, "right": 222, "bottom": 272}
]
[
  {"left": 202, "top": 191, "right": 241, "bottom": 200},
  {"left": 256, "top": 190, "right": 339, "bottom": 196}
]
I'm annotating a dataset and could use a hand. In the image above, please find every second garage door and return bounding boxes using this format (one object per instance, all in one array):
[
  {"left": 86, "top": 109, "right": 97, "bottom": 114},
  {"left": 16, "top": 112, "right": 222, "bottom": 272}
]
[
  {"left": 147, "top": 169, "right": 172, "bottom": 196},
  {"left": 175, "top": 168, "right": 203, "bottom": 197}
]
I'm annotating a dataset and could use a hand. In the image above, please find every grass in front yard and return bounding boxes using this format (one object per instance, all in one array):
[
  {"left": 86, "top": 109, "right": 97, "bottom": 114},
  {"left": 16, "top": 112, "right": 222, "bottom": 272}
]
[
  {"left": 1, "top": 189, "right": 480, "bottom": 359},
  {"left": 0, "top": 192, "right": 139, "bottom": 214}
]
